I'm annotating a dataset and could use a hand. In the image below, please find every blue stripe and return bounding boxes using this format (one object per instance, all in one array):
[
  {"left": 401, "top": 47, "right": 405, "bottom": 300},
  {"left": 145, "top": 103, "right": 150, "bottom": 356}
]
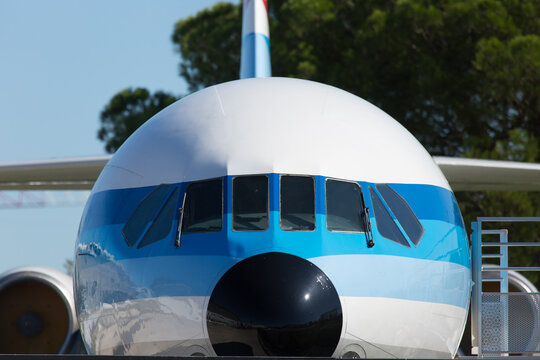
[
  {"left": 311, "top": 254, "right": 471, "bottom": 308},
  {"left": 240, "top": 33, "right": 271, "bottom": 78},
  {"left": 81, "top": 176, "right": 463, "bottom": 232},
  {"left": 77, "top": 173, "right": 470, "bottom": 312},
  {"left": 81, "top": 185, "right": 173, "bottom": 232},
  {"left": 77, "top": 174, "right": 471, "bottom": 311},
  {"left": 79, "top": 176, "right": 469, "bottom": 266},
  {"left": 388, "top": 183, "right": 465, "bottom": 228},
  {"left": 76, "top": 253, "right": 469, "bottom": 309}
]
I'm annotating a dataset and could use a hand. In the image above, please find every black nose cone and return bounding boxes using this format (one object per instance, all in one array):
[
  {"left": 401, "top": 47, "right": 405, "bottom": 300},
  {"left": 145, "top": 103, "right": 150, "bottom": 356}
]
[{"left": 207, "top": 252, "right": 342, "bottom": 356}]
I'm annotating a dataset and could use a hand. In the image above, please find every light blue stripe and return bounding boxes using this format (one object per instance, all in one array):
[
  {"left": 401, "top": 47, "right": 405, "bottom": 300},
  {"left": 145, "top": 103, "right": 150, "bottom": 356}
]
[
  {"left": 240, "top": 33, "right": 271, "bottom": 78},
  {"left": 75, "top": 254, "right": 237, "bottom": 313},
  {"left": 310, "top": 254, "right": 471, "bottom": 309},
  {"left": 76, "top": 252, "right": 470, "bottom": 310}
]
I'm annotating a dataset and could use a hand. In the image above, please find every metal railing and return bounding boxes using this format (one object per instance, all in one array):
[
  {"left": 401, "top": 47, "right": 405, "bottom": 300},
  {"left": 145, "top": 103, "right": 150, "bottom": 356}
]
[{"left": 471, "top": 217, "right": 540, "bottom": 357}]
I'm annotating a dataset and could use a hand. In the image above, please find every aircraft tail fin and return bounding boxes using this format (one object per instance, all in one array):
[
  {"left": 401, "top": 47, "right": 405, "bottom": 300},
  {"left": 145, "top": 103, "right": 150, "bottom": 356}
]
[{"left": 240, "top": 0, "right": 271, "bottom": 78}]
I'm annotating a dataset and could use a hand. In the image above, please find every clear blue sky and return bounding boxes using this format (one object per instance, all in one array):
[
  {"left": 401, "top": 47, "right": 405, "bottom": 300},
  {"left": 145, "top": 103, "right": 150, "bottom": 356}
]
[{"left": 0, "top": 0, "right": 233, "bottom": 274}]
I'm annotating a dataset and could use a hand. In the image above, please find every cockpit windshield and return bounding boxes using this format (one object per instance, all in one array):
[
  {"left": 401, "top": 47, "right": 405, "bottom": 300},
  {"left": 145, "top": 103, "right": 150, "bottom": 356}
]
[
  {"left": 326, "top": 179, "right": 366, "bottom": 232},
  {"left": 233, "top": 175, "right": 269, "bottom": 231},
  {"left": 182, "top": 178, "right": 223, "bottom": 234},
  {"left": 122, "top": 184, "right": 179, "bottom": 249},
  {"left": 280, "top": 175, "right": 316, "bottom": 231}
]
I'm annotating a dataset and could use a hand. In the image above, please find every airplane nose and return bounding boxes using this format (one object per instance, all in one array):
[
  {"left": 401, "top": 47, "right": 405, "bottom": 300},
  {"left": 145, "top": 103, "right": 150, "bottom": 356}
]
[{"left": 207, "top": 252, "right": 342, "bottom": 356}]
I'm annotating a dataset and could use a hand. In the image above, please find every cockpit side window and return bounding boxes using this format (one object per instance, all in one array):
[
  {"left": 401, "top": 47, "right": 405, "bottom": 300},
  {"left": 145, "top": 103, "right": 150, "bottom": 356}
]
[
  {"left": 122, "top": 184, "right": 176, "bottom": 248},
  {"left": 233, "top": 175, "right": 269, "bottom": 231},
  {"left": 138, "top": 187, "right": 180, "bottom": 248},
  {"left": 375, "top": 184, "right": 424, "bottom": 246},
  {"left": 182, "top": 178, "right": 223, "bottom": 234},
  {"left": 325, "top": 179, "right": 366, "bottom": 232},
  {"left": 369, "top": 186, "right": 410, "bottom": 247},
  {"left": 280, "top": 175, "right": 315, "bottom": 231}
]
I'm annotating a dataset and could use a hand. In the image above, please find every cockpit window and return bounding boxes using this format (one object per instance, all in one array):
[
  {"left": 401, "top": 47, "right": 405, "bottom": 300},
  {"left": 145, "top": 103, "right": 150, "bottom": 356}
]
[
  {"left": 138, "top": 187, "right": 180, "bottom": 248},
  {"left": 182, "top": 178, "right": 223, "bottom": 234},
  {"left": 375, "top": 184, "right": 424, "bottom": 246},
  {"left": 233, "top": 175, "right": 269, "bottom": 231},
  {"left": 326, "top": 179, "right": 366, "bottom": 232},
  {"left": 369, "top": 186, "right": 410, "bottom": 247},
  {"left": 122, "top": 184, "right": 176, "bottom": 248},
  {"left": 280, "top": 175, "right": 315, "bottom": 231}
]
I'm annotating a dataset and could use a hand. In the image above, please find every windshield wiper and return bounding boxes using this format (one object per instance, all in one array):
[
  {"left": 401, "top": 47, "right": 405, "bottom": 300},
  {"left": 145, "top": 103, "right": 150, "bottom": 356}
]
[
  {"left": 174, "top": 192, "right": 187, "bottom": 248},
  {"left": 363, "top": 207, "right": 375, "bottom": 248}
]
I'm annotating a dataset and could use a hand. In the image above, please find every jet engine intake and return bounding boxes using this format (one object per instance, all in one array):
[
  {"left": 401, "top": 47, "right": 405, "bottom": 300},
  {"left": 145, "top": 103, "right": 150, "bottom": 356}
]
[{"left": 0, "top": 267, "right": 78, "bottom": 354}]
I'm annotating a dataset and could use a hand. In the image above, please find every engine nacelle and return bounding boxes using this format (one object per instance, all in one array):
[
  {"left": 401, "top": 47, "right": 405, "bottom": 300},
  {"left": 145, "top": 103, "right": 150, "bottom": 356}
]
[{"left": 0, "top": 267, "right": 78, "bottom": 354}]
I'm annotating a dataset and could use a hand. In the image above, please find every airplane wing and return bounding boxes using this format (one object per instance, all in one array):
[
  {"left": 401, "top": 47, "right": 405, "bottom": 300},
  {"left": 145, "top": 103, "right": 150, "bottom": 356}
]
[
  {"left": 0, "top": 156, "right": 111, "bottom": 190},
  {"left": 0, "top": 155, "right": 539, "bottom": 191},
  {"left": 433, "top": 156, "right": 540, "bottom": 191}
]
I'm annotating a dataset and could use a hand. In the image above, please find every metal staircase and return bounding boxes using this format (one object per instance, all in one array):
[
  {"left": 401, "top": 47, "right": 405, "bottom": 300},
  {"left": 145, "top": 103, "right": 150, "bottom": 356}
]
[{"left": 471, "top": 217, "right": 540, "bottom": 356}]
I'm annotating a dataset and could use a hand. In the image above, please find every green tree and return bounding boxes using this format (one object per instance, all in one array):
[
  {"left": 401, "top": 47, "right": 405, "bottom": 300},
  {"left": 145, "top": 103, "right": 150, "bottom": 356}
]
[
  {"left": 98, "top": 88, "right": 178, "bottom": 153},
  {"left": 473, "top": 34, "right": 540, "bottom": 147},
  {"left": 172, "top": 2, "right": 241, "bottom": 93}
]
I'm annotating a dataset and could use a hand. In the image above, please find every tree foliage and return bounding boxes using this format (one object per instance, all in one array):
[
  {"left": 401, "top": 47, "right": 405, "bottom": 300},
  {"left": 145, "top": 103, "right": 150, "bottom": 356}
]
[
  {"left": 172, "top": 2, "right": 241, "bottom": 93},
  {"left": 98, "top": 88, "right": 178, "bottom": 153}
]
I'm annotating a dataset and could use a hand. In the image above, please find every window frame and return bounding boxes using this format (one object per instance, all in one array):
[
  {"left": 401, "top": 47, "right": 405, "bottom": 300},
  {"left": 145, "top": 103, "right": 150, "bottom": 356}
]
[
  {"left": 325, "top": 177, "right": 367, "bottom": 233},
  {"left": 181, "top": 177, "right": 224, "bottom": 235},
  {"left": 279, "top": 174, "right": 317, "bottom": 232},
  {"left": 232, "top": 174, "right": 270, "bottom": 232}
]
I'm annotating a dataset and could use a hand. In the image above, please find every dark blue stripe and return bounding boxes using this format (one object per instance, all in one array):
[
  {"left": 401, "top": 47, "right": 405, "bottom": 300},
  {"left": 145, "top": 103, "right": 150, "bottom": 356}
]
[
  {"left": 81, "top": 175, "right": 463, "bottom": 233},
  {"left": 388, "top": 183, "right": 465, "bottom": 228}
]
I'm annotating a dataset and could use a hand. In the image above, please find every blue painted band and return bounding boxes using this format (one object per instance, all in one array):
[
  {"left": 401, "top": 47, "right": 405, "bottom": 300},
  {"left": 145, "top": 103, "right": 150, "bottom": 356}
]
[
  {"left": 77, "top": 173, "right": 470, "bottom": 305},
  {"left": 240, "top": 32, "right": 271, "bottom": 78},
  {"left": 310, "top": 254, "right": 470, "bottom": 308},
  {"left": 76, "top": 253, "right": 469, "bottom": 309},
  {"left": 81, "top": 175, "right": 463, "bottom": 233}
]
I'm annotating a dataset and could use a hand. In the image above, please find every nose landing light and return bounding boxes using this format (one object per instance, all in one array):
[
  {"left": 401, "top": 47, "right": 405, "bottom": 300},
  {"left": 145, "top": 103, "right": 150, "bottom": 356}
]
[{"left": 207, "top": 252, "right": 343, "bottom": 356}]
